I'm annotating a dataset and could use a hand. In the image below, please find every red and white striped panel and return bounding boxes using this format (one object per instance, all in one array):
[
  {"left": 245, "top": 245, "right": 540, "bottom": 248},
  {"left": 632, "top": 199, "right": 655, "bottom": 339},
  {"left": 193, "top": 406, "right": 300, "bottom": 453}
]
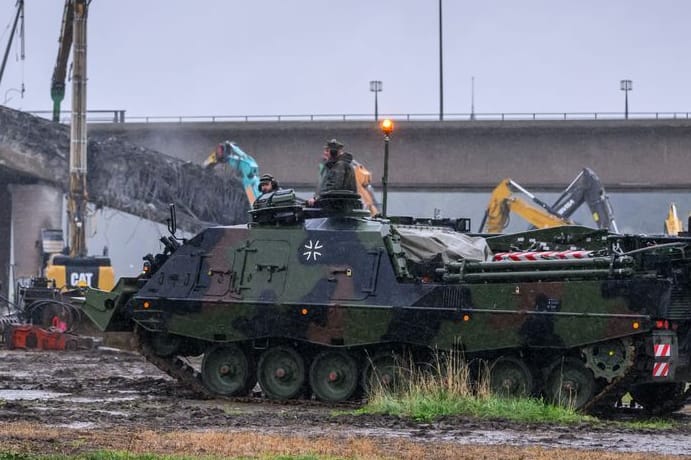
[
  {"left": 654, "top": 343, "right": 671, "bottom": 357},
  {"left": 652, "top": 362, "right": 670, "bottom": 378},
  {"left": 493, "top": 250, "right": 593, "bottom": 262}
]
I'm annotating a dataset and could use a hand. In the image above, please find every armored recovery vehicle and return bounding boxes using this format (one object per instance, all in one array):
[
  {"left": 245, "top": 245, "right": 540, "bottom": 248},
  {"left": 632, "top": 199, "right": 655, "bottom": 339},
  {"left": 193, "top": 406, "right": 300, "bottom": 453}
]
[{"left": 82, "top": 192, "right": 691, "bottom": 412}]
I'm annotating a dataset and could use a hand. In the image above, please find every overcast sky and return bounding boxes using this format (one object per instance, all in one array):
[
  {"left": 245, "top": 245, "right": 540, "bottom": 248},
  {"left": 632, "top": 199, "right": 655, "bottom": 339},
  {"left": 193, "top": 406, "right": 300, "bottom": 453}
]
[{"left": 1, "top": 1, "right": 690, "bottom": 118}]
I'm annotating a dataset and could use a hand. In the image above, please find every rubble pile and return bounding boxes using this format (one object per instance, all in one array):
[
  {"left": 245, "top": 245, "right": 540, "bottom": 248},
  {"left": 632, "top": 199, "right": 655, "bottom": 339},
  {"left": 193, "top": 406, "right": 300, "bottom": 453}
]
[{"left": 0, "top": 105, "right": 247, "bottom": 231}]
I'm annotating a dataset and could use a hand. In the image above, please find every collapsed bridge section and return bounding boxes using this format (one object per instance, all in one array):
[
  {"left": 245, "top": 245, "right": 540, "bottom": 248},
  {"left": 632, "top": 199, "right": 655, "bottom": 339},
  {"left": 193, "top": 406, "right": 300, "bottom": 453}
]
[{"left": 0, "top": 106, "right": 248, "bottom": 297}]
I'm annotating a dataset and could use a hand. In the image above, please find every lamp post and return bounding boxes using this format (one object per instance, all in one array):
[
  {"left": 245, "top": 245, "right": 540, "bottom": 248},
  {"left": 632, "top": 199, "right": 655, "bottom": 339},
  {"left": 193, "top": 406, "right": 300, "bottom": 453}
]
[
  {"left": 620, "top": 80, "right": 632, "bottom": 119},
  {"left": 438, "top": 0, "right": 444, "bottom": 121},
  {"left": 470, "top": 76, "right": 475, "bottom": 120},
  {"left": 369, "top": 80, "right": 382, "bottom": 121},
  {"left": 380, "top": 118, "right": 394, "bottom": 217}
]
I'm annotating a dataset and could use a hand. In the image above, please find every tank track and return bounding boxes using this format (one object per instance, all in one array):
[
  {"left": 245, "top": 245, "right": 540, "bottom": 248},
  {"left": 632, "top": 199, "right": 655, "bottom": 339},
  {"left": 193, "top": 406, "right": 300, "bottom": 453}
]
[
  {"left": 135, "top": 330, "right": 214, "bottom": 399},
  {"left": 582, "top": 371, "right": 635, "bottom": 414},
  {"left": 134, "top": 328, "right": 361, "bottom": 408},
  {"left": 134, "top": 328, "right": 653, "bottom": 414}
]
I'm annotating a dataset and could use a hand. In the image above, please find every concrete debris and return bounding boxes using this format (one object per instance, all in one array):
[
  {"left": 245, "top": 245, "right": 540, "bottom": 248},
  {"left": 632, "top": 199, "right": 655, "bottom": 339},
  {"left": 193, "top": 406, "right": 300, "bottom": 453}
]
[{"left": 0, "top": 106, "right": 248, "bottom": 231}]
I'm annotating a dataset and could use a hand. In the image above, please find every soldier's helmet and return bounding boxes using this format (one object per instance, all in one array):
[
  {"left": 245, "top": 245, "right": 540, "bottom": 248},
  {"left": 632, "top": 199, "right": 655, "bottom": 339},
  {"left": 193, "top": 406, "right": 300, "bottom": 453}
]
[
  {"left": 259, "top": 173, "right": 278, "bottom": 192},
  {"left": 325, "top": 139, "right": 345, "bottom": 156}
]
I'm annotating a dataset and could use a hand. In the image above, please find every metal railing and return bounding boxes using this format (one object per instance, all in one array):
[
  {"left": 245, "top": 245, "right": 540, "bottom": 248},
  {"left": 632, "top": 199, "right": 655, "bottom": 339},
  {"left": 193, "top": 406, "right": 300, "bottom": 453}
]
[
  {"left": 29, "top": 109, "right": 126, "bottom": 123},
  {"left": 28, "top": 109, "right": 691, "bottom": 124}
]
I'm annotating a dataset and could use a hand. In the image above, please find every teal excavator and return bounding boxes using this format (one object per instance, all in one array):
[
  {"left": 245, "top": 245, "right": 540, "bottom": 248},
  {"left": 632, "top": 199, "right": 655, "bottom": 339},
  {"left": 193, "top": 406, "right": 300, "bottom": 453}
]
[{"left": 203, "top": 141, "right": 261, "bottom": 205}]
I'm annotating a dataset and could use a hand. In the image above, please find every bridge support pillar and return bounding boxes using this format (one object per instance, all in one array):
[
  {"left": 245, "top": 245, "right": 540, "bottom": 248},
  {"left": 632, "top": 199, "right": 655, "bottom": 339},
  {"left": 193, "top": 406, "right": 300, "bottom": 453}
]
[
  {"left": 0, "top": 185, "right": 10, "bottom": 304},
  {"left": 4, "top": 185, "right": 63, "bottom": 304}
]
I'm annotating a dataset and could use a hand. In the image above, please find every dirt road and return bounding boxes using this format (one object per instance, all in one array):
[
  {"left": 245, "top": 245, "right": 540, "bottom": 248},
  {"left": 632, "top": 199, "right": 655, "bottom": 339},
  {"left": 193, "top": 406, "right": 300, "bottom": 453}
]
[{"left": 0, "top": 347, "right": 689, "bottom": 458}]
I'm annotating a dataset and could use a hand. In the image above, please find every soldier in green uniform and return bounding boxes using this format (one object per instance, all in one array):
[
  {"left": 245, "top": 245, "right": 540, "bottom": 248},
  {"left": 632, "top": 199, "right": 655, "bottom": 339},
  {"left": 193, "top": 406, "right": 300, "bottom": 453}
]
[{"left": 306, "top": 139, "right": 357, "bottom": 207}]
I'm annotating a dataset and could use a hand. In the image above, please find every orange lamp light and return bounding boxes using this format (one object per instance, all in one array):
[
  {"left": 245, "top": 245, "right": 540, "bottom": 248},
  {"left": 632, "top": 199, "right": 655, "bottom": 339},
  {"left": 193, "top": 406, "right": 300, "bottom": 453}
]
[{"left": 380, "top": 119, "right": 394, "bottom": 135}]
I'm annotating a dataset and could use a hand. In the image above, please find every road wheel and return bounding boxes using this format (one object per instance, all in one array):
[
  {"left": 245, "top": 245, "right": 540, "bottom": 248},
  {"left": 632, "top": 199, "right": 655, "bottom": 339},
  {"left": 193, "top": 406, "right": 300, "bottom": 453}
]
[
  {"left": 490, "top": 356, "right": 534, "bottom": 398},
  {"left": 257, "top": 346, "right": 305, "bottom": 400},
  {"left": 149, "top": 332, "right": 182, "bottom": 357},
  {"left": 544, "top": 357, "right": 595, "bottom": 410},
  {"left": 201, "top": 344, "right": 253, "bottom": 396},
  {"left": 362, "top": 351, "right": 408, "bottom": 395},
  {"left": 309, "top": 350, "right": 359, "bottom": 402}
]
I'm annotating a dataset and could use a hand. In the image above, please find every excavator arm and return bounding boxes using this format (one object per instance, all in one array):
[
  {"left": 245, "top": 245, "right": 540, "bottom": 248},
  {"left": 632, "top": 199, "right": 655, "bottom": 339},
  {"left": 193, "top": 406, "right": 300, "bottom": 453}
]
[
  {"left": 479, "top": 179, "right": 572, "bottom": 233},
  {"left": 204, "top": 141, "right": 260, "bottom": 205},
  {"left": 352, "top": 159, "right": 380, "bottom": 216},
  {"left": 550, "top": 168, "right": 619, "bottom": 233},
  {"left": 51, "top": 0, "right": 75, "bottom": 122},
  {"left": 665, "top": 203, "right": 684, "bottom": 236}
]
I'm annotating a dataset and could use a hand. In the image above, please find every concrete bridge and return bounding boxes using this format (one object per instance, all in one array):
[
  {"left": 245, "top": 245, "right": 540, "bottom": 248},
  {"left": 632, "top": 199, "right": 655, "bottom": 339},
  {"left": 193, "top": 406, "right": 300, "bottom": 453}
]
[{"left": 90, "top": 118, "right": 691, "bottom": 191}]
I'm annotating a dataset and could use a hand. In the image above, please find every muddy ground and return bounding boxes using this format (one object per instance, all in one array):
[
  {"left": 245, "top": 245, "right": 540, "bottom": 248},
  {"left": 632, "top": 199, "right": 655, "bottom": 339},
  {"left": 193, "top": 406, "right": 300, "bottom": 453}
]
[{"left": 0, "top": 346, "right": 689, "bottom": 458}]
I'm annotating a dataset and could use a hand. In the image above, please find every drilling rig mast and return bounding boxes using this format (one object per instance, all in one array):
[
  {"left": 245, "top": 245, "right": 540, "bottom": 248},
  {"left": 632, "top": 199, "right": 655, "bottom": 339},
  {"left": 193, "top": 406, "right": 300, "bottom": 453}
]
[{"left": 67, "top": 0, "right": 88, "bottom": 257}]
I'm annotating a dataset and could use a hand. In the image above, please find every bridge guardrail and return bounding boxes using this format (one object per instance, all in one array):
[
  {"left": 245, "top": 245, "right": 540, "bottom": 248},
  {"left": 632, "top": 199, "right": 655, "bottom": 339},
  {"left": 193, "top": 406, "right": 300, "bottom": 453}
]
[{"left": 28, "top": 110, "right": 691, "bottom": 124}]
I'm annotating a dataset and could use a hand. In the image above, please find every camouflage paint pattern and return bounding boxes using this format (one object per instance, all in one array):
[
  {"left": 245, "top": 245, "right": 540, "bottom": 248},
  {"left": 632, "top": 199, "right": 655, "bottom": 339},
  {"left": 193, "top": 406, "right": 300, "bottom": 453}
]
[{"left": 81, "top": 207, "right": 691, "bottom": 407}]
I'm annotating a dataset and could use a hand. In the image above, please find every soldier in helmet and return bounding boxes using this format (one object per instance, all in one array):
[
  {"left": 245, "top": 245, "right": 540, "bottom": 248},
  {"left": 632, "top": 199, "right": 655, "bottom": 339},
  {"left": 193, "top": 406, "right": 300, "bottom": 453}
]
[
  {"left": 306, "top": 139, "right": 357, "bottom": 207},
  {"left": 258, "top": 173, "right": 279, "bottom": 196},
  {"left": 253, "top": 173, "right": 280, "bottom": 210}
]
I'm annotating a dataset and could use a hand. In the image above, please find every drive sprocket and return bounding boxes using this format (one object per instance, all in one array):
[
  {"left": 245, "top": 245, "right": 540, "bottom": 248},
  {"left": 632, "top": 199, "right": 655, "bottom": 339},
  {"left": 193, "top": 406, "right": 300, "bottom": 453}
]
[{"left": 582, "top": 338, "right": 635, "bottom": 382}]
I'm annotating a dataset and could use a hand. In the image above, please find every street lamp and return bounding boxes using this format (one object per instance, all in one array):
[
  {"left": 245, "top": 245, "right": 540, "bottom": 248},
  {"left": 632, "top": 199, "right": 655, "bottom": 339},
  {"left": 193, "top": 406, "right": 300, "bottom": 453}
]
[
  {"left": 620, "top": 80, "right": 632, "bottom": 120},
  {"left": 438, "top": 0, "right": 444, "bottom": 121},
  {"left": 369, "top": 80, "right": 382, "bottom": 121},
  {"left": 380, "top": 118, "right": 394, "bottom": 217}
]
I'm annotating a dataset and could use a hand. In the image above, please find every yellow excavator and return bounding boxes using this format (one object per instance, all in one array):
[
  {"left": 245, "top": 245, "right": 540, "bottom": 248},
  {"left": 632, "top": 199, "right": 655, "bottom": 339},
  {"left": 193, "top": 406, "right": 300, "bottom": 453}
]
[
  {"left": 665, "top": 203, "right": 690, "bottom": 236},
  {"left": 479, "top": 168, "right": 619, "bottom": 234},
  {"left": 48, "top": 0, "right": 114, "bottom": 291},
  {"left": 36, "top": 0, "right": 114, "bottom": 289}
]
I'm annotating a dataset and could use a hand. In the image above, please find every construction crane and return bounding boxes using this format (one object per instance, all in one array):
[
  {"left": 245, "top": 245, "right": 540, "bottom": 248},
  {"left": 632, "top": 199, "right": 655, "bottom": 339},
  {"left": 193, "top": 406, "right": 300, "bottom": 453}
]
[
  {"left": 50, "top": 0, "right": 75, "bottom": 122},
  {"left": 0, "top": 0, "right": 25, "bottom": 88}
]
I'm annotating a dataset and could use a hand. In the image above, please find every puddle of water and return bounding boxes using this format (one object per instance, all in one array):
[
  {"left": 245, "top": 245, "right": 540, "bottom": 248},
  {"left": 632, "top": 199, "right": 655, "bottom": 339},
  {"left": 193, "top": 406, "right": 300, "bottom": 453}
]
[
  {"left": 66, "top": 396, "right": 137, "bottom": 403},
  {"left": 370, "top": 427, "right": 691, "bottom": 456},
  {"left": 0, "top": 390, "right": 69, "bottom": 401},
  {"left": 59, "top": 421, "right": 97, "bottom": 429}
]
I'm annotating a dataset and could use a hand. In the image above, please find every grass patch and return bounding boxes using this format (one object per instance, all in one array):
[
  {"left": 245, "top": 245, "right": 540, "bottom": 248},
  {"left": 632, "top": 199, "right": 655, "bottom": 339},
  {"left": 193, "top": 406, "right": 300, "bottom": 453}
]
[
  {"left": 617, "top": 418, "right": 675, "bottom": 430},
  {"left": 359, "top": 349, "right": 595, "bottom": 424},
  {"left": 361, "top": 388, "right": 590, "bottom": 423}
]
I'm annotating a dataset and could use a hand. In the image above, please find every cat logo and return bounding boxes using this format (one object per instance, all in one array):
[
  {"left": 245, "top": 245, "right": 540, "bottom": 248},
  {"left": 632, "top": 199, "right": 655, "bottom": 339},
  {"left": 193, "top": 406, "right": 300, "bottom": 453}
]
[{"left": 70, "top": 272, "right": 95, "bottom": 287}]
